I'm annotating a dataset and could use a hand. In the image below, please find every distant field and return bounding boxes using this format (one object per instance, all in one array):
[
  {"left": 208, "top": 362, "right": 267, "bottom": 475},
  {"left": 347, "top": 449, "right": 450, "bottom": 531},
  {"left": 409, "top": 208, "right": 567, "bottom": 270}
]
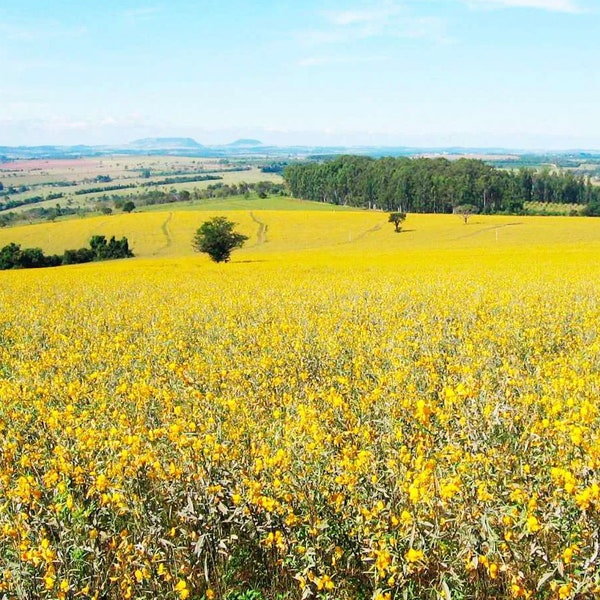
[
  {"left": 0, "top": 206, "right": 382, "bottom": 258},
  {"left": 0, "top": 156, "right": 230, "bottom": 182},
  {"left": 0, "top": 156, "right": 283, "bottom": 213},
  {"left": 2, "top": 209, "right": 600, "bottom": 261},
  {"left": 418, "top": 152, "right": 521, "bottom": 161},
  {"left": 137, "top": 195, "right": 357, "bottom": 213}
]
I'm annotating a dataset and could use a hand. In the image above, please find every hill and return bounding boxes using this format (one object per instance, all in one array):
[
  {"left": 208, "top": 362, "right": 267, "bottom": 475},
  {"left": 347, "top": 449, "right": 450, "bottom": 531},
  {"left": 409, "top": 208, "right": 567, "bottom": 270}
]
[
  {"left": 127, "top": 137, "right": 204, "bottom": 150},
  {"left": 1, "top": 207, "right": 600, "bottom": 263},
  {"left": 227, "top": 139, "right": 264, "bottom": 147}
]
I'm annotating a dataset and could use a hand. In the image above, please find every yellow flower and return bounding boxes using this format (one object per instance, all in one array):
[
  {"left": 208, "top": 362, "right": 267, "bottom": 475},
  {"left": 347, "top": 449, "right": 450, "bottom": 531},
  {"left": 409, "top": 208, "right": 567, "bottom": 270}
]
[
  {"left": 175, "top": 579, "right": 190, "bottom": 600},
  {"left": 316, "top": 574, "right": 334, "bottom": 591},
  {"left": 526, "top": 515, "right": 540, "bottom": 534},
  {"left": 558, "top": 583, "right": 572, "bottom": 599},
  {"left": 563, "top": 546, "right": 576, "bottom": 564},
  {"left": 405, "top": 548, "right": 424, "bottom": 563}
]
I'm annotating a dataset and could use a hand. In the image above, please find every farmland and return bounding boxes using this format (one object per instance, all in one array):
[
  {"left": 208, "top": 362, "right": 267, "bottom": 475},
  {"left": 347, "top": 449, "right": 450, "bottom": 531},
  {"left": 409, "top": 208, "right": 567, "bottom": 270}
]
[
  {"left": 1, "top": 209, "right": 600, "bottom": 599},
  {"left": 0, "top": 157, "right": 284, "bottom": 218}
]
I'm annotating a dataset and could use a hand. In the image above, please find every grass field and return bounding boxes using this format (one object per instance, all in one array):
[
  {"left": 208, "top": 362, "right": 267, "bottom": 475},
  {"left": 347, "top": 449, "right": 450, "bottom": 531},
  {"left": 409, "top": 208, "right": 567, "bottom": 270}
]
[
  {"left": 1, "top": 210, "right": 600, "bottom": 599},
  {"left": 136, "top": 195, "right": 358, "bottom": 214}
]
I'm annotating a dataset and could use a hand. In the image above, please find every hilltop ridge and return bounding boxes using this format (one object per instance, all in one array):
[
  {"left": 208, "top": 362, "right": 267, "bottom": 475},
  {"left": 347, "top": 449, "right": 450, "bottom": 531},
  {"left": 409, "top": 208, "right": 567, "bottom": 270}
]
[
  {"left": 227, "top": 139, "right": 264, "bottom": 147},
  {"left": 127, "top": 137, "right": 204, "bottom": 149}
]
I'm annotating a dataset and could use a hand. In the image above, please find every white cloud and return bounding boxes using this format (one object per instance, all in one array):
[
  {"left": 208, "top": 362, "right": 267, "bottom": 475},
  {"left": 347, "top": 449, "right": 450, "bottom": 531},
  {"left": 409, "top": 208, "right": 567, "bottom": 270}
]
[
  {"left": 119, "top": 7, "right": 162, "bottom": 22},
  {"left": 300, "top": 2, "right": 449, "bottom": 47},
  {"left": 463, "top": 0, "right": 583, "bottom": 12},
  {"left": 298, "top": 0, "right": 586, "bottom": 51},
  {"left": 325, "top": 4, "right": 403, "bottom": 28},
  {"left": 298, "top": 55, "right": 390, "bottom": 67},
  {"left": 0, "top": 22, "right": 87, "bottom": 42},
  {"left": 1, "top": 102, "right": 52, "bottom": 120},
  {"left": 300, "top": 30, "right": 349, "bottom": 45},
  {"left": 0, "top": 114, "right": 162, "bottom": 145}
]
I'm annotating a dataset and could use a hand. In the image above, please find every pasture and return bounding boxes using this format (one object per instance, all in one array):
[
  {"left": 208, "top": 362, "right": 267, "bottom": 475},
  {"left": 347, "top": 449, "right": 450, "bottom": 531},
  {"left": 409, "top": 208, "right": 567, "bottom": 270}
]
[{"left": 1, "top": 210, "right": 600, "bottom": 599}]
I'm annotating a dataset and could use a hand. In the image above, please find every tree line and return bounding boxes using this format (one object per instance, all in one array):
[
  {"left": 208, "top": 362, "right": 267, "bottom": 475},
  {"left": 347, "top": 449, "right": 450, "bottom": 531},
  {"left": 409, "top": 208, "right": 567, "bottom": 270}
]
[
  {"left": 0, "top": 180, "right": 286, "bottom": 228},
  {"left": 97, "top": 180, "right": 287, "bottom": 210},
  {"left": 0, "top": 193, "right": 64, "bottom": 212},
  {"left": 0, "top": 235, "right": 133, "bottom": 270},
  {"left": 284, "top": 156, "right": 600, "bottom": 214}
]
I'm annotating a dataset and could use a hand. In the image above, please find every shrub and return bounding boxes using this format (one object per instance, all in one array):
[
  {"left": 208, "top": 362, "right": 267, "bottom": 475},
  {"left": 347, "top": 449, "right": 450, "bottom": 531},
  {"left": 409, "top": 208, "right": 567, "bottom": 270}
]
[{"left": 0, "top": 236, "right": 134, "bottom": 270}]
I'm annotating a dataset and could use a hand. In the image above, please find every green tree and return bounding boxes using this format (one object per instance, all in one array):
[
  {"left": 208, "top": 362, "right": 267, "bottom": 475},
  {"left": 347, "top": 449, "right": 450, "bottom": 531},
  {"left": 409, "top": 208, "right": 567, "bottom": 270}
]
[
  {"left": 0, "top": 243, "right": 22, "bottom": 269},
  {"left": 388, "top": 211, "right": 406, "bottom": 233},
  {"left": 122, "top": 201, "right": 136, "bottom": 213},
  {"left": 192, "top": 216, "right": 248, "bottom": 263},
  {"left": 89, "top": 235, "right": 133, "bottom": 260},
  {"left": 255, "top": 181, "right": 271, "bottom": 199},
  {"left": 18, "top": 247, "right": 49, "bottom": 269},
  {"left": 62, "top": 247, "right": 94, "bottom": 265}
]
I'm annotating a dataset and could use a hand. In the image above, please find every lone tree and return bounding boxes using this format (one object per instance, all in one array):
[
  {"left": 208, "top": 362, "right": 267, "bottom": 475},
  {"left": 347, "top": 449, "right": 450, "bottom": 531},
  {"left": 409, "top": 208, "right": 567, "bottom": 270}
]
[
  {"left": 388, "top": 212, "right": 406, "bottom": 233},
  {"left": 122, "top": 201, "right": 136, "bottom": 213},
  {"left": 193, "top": 216, "right": 248, "bottom": 263},
  {"left": 453, "top": 204, "right": 479, "bottom": 224}
]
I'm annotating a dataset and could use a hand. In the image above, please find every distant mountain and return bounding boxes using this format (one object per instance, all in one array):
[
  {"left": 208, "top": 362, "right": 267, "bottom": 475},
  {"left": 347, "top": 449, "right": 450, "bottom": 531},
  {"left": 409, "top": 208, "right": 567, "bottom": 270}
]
[
  {"left": 128, "top": 137, "right": 203, "bottom": 149},
  {"left": 1, "top": 140, "right": 598, "bottom": 162},
  {"left": 227, "top": 139, "right": 263, "bottom": 147}
]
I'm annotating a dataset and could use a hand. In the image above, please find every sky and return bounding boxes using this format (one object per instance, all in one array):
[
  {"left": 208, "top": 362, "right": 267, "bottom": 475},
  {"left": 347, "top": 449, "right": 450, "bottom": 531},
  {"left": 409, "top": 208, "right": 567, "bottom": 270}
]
[{"left": 1, "top": 0, "right": 599, "bottom": 149}]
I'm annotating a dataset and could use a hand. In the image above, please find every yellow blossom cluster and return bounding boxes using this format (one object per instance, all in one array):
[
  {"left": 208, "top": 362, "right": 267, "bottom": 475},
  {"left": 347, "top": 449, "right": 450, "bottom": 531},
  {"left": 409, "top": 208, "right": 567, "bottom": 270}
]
[{"left": 1, "top": 212, "right": 600, "bottom": 599}]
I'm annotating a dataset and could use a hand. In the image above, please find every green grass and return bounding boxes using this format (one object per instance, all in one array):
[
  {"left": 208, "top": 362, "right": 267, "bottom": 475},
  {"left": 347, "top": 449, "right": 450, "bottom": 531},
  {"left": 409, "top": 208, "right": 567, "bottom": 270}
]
[
  {"left": 136, "top": 194, "right": 361, "bottom": 212},
  {"left": 0, "top": 194, "right": 362, "bottom": 229}
]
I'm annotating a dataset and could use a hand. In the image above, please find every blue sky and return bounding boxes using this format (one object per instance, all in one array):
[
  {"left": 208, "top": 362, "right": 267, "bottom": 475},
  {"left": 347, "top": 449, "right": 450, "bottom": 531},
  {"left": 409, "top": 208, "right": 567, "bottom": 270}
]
[{"left": 1, "top": 0, "right": 598, "bottom": 148}]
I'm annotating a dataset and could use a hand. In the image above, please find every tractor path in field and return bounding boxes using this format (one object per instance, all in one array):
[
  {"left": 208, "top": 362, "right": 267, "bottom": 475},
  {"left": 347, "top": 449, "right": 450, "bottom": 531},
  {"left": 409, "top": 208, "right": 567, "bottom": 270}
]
[
  {"left": 339, "top": 221, "right": 383, "bottom": 245},
  {"left": 249, "top": 212, "right": 268, "bottom": 245},
  {"left": 155, "top": 212, "right": 173, "bottom": 254},
  {"left": 455, "top": 222, "right": 523, "bottom": 240}
]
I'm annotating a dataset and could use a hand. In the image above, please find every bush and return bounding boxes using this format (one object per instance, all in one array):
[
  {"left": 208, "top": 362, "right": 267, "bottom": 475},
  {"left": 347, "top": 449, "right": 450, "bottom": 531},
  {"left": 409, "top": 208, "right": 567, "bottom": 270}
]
[
  {"left": 18, "top": 247, "right": 50, "bottom": 269},
  {"left": 0, "top": 235, "right": 134, "bottom": 270},
  {"left": 62, "top": 247, "right": 95, "bottom": 265},
  {"left": 90, "top": 235, "right": 134, "bottom": 260},
  {"left": 581, "top": 203, "right": 600, "bottom": 216},
  {"left": 0, "top": 242, "right": 22, "bottom": 270}
]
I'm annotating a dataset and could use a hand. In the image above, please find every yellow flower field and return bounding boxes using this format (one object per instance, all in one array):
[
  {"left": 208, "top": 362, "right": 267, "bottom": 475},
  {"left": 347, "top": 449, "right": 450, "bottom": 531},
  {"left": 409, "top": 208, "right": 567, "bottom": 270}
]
[{"left": 1, "top": 210, "right": 600, "bottom": 599}]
